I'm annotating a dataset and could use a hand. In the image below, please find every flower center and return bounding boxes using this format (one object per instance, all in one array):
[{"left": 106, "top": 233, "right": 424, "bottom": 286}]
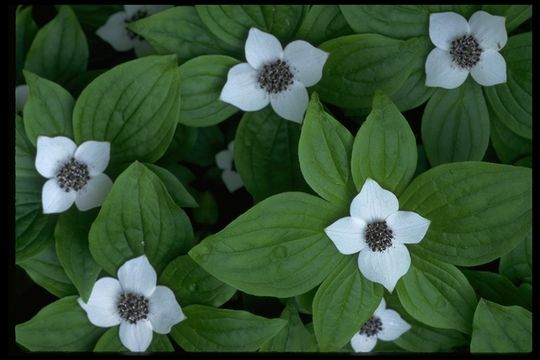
[
  {"left": 359, "top": 316, "right": 383, "bottom": 337},
  {"left": 365, "top": 221, "right": 394, "bottom": 252},
  {"left": 56, "top": 158, "right": 90, "bottom": 193},
  {"left": 117, "top": 292, "right": 150, "bottom": 324},
  {"left": 124, "top": 10, "right": 148, "bottom": 40},
  {"left": 257, "top": 59, "right": 295, "bottom": 94},
  {"left": 449, "top": 34, "right": 482, "bottom": 69}
]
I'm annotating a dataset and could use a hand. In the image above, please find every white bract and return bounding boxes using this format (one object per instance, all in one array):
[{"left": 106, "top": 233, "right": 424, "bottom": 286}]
[
  {"left": 79, "top": 255, "right": 186, "bottom": 352},
  {"left": 16, "top": 84, "right": 29, "bottom": 114},
  {"left": 215, "top": 141, "right": 243, "bottom": 193},
  {"left": 35, "top": 136, "right": 113, "bottom": 214},
  {"left": 425, "top": 10, "right": 507, "bottom": 89},
  {"left": 350, "top": 298, "right": 410, "bottom": 352},
  {"left": 96, "top": 5, "right": 172, "bottom": 57},
  {"left": 220, "top": 28, "right": 329, "bottom": 123},
  {"left": 325, "top": 178, "right": 430, "bottom": 292}
]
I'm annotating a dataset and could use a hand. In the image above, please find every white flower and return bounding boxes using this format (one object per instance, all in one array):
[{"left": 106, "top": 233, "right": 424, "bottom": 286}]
[
  {"left": 79, "top": 255, "right": 186, "bottom": 352},
  {"left": 324, "top": 178, "right": 430, "bottom": 292},
  {"left": 96, "top": 5, "right": 172, "bottom": 57},
  {"left": 16, "top": 84, "right": 29, "bottom": 114},
  {"left": 425, "top": 10, "right": 507, "bottom": 89},
  {"left": 220, "top": 28, "right": 329, "bottom": 123},
  {"left": 215, "top": 141, "right": 243, "bottom": 193},
  {"left": 35, "top": 136, "right": 113, "bottom": 214},
  {"left": 350, "top": 298, "right": 411, "bottom": 352}
]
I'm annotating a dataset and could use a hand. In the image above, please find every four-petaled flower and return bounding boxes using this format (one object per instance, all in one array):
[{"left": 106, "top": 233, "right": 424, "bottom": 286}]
[
  {"left": 78, "top": 255, "right": 186, "bottom": 352},
  {"left": 350, "top": 298, "right": 410, "bottom": 352},
  {"left": 215, "top": 141, "right": 243, "bottom": 193},
  {"left": 425, "top": 10, "right": 507, "bottom": 89},
  {"left": 96, "top": 5, "right": 172, "bottom": 57},
  {"left": 325, "top": 178, "right": 430, "bottom": 292},
  {"left": 35, "top": 136, "right": 113, "bottom": 214},
  {"left": 220, "top": 28, "right": 329, "bottom": 123}
]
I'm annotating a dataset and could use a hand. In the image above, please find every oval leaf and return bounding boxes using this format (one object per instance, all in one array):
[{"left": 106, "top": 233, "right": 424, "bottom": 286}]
[
  {"left": 489, "top": 108, "right": 531, "bottom": 164},
  {"left": 129, "top": 6, "right": 231, "bottom": 63},
  {"left": 16, "top": 5, "right": 38, "bottom": 84},
  {"left": 422, "top": 78, "right": 490, "bottom": 166},
  {"left": 484, "top": 32, "right": 531, "bottom": 140},
  {"left": 196, "top": 5, "right": 308, "bottom": 52},
  {"left": 24, "top": 5, "right": 88, "bottom": 85},
  {"left": 15, "top": 116, "right": 57, "bottom": 262},
  {"left": 22, "top": 71, "right": 74, "bottom": 145},
  {"left": 400, "top": 162, "right": 531, "bottom": 266},
  {"left": 89, "top": 162, "right": 195, "bottom": 276},
  {"left": 295, "top": 5, "right": 353, "bottom": 46},
  {"left": 178, "top": 55, "right": 240, "bottom": 127},
  {"left": 481, "top": 5, "right": 532, "bottom": 33},
  {"left": 299, "top": 93, "right": 356, "bottom": 204},
  {"left": 235, "top": 107, "right": 309, "bottom": 203},
  {"left": 189, "top": 192, "right": 345, "bottom": 297},
  {"left": 471, "top": 299, "right": 531, "bottom": 352},
  {"left": 159, "top": 255, "right": 236, "bottom": 308},
  {"left": 499, "top": 231, "right": 531, "bottom": 285},
  {"left": 145, "top": 163, "right": 198, "bottom": 208},
  {"left": 316, "top": 34, "right": 425, "bottom": 109},
  {"left": 351, "top": 91, "right": 418, "bottom": 195},
  {"left": 16, "top": 296, "right": 105, "bottom": 351},
  {"left": 17, "top": 238, "right": 77, "bottom": 298},
  {"left": 313, "top": 256, "right": 383, "bottom": 352},
  {"left": 396, "top": 254, "right": 477, "bottom": 334},
  {"left": 171, "top": 304, "right": 287, "bottom": 352},
  {"left": 55, "top": 208, "right": 101, "bottom": 302},
  {"left": 72, "top": 55, "right": 181, "bottom": 170}
]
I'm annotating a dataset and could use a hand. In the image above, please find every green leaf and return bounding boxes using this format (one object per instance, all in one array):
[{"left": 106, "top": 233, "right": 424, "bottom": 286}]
[
  {"left": 72, "top": 55, "right": 181, "bottom": 170},
  {"left": 16, "top": 296, "right": 105, "bottom": 351},
  {"left": 196, "top": 5, "right": 308, "bottom": 53},
  {"left": 471, "top": 299, "right": 531, "bottom": 352},
  {"left": 159, "top": 255, "right": 236, "bottom": 308},
  {"left": 489, "top": 108, "right": 531, "bottom": 163},
  {"left": 422, "top": 79, "right": 490, "bottom": 166},
  {"left": 482, "top": 5, "right": 532, "bottom": 33},
  {"left": 55, "top": 209, "right": 101, "bottom": 302},
  {"left": 178, "top": 55, "right": 240, "bottom": 127},
  {"left": 15, "top": 116, "right": 57, "bottom": 262},
  {"left": 189, "top": 192, "right": 345, "bottom": 297},
  {"left": 340, "top": 5, "right": 478, "bottom": 39},
  {"left": 94, "top": 327, "right": 174, "bottom": 352},
  {"left": 129, "top": 6, "right": 230, "bottom": 63},
  {"left": 299, "top": 93, "right": 356, "bottom": 204},
  {"left": 260, "top": 301, "right": 318, "bottom": 352},
  {"left": 17, "top": 238, "right": 77, "bottom": 298},
  {"left": 461, "top": 270, "right": 531, "bottom": 311},
  {"left": 63, "top": 69, "right": 107, "bottom": 99},
  {"left": 22, "top": 71, "right": 74, "bottom": 145},
  {"left": 484, "top": 32, "right": 531, "bottom": 140},
  {"left": 158, "top": 124, "right": 198, "bottom": 164},
  {"left": 316, "top": 35, "right": 426, "bottom": 109},
  {"left": 235, "top": 107, "right": 309, "bottom": 203},
  {"left": 385, "top": 293, "right": 468, "bottom": 352},
  {"left": 24, "top": 6, "right": 88, "bottom": 85},
  {"left": 295, "top": 5, "right": 353, "bottom": 45},
  {"left": 145, "top": 163, "right": 198, "bottom": 208},
  {"left": 89, "top": 162, "right": 194, "bottom": 276},
  {"left": 16, "top": 6, "right": 38, "bottom": 85},
  {"left": 191, "top": 191, "right": 219, "bottom": 225},
  {"left": 396, "top": 254, "right": 477, "bottom": 334},
  {"left": 399, "top": 162, "right": 531, "bottom": 266},
  {"left": 499, "top": 231, "right": 532, "bottom": 285},
  {"left": 413, "top": 145, "right": 430, "bottom": 177},
  {"left": 170, "top": 304, "right": 287, "bottom": 351},
  {"left": 313, "top": 256, "right": 383, "bottom": 351},
  {"left": 71, "top": 5, "right": 123, "bottom": 29},
  {"left": 351, "top": 91, "right": 417, "bottom": 195},
  {"left": 515, "top": 155, "right": 532, "bottom": 168},
  {"left": 340, "top": 5, "right": 428, "bottom": 39},
  {"left": 295, "top": 286, "right": 318, "bottom": 315}
]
